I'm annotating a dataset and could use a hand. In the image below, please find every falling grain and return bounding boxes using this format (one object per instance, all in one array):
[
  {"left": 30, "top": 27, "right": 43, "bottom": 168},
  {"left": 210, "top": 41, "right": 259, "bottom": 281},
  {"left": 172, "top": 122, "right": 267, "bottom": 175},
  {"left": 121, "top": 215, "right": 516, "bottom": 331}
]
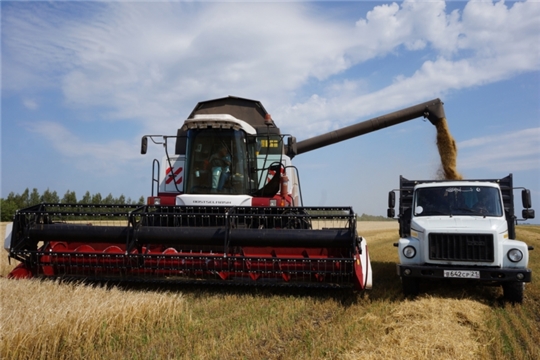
[{"left": 435, "top": 118, "right": 463, "bottom": 180}]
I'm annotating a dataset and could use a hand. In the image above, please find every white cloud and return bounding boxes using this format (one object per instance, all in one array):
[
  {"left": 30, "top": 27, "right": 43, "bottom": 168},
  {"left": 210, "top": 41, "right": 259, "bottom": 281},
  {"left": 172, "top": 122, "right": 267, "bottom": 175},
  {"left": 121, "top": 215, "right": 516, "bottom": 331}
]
[
  {"left": 3, "top": 1, "right": 355, "bottom": 126},
  {"left": 352, "top": 0, "right": 458, "bottom": 58},
  {"left": 278, "top": 0, "right": 540, "bottom": 136},
  {"left": 23, "top": 98, "right": 38, "bottom": 110},
  {"left": 2, "top": 0, "right": 539, "bottom": 158},
  {"left": 25, "top": 121, "right": 142, "bottom": 173},
  {"left": 457, "top": 127, "right": 540, "bottom": 171}
]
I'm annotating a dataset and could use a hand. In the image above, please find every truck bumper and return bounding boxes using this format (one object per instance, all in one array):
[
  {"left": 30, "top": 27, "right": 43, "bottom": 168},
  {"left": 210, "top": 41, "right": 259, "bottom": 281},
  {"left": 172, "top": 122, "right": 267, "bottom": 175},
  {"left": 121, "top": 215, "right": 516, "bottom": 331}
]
[{"left": 397, "top": 264, "right": 531, "bottom": 283}]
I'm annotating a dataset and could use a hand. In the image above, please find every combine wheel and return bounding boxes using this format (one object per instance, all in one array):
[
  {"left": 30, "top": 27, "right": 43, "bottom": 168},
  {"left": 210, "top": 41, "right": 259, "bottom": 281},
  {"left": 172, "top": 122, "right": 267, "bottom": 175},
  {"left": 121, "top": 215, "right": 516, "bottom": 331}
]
[
  {"left": 502, "top": 282, "right": 524, "bottom": 303},
  {"left": 401, "top": 277, "right": 419, "bottom": 297}
]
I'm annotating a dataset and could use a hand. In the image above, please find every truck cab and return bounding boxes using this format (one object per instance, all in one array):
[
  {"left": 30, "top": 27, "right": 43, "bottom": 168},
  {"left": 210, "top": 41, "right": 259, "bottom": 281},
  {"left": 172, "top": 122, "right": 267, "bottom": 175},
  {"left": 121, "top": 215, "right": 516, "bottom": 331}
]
[{"left": 388, "top": 174, "right": 535, "bottom": 302}]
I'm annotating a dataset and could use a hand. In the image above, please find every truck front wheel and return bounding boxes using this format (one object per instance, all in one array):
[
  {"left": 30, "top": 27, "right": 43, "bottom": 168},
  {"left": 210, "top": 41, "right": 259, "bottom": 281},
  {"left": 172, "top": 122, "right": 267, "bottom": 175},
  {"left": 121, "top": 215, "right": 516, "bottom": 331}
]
[
  {"left": 401, "top": 277, "right": 420, "bottom": 297},
  {"left": 502, "top": 282, "right": 524, "bottom": 303}
]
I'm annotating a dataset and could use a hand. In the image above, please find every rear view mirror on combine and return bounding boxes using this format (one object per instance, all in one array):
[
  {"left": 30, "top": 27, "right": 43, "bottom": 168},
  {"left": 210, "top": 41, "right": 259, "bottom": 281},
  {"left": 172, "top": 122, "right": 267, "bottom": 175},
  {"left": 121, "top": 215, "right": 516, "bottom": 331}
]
[{"left": 141, "top": 136, "right": 148, "bottom": 155}]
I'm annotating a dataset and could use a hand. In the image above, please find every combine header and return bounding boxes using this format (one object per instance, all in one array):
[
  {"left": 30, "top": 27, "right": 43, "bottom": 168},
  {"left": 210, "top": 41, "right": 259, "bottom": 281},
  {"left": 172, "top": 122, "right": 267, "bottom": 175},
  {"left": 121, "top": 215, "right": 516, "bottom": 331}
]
[{"left": 5, "top": 96, "right": 446, "bottom": 289}]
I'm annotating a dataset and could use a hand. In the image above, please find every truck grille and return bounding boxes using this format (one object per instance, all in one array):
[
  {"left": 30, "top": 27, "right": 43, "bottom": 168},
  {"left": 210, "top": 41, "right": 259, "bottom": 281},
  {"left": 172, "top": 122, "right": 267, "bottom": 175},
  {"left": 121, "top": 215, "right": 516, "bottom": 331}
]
[{"left": 428, "top": 233, "right": 494, "bottom": 262}]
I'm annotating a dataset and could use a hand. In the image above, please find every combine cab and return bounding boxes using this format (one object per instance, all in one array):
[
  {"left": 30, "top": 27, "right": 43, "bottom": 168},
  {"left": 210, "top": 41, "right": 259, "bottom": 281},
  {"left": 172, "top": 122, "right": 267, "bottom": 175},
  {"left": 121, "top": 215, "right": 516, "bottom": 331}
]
[{"left": 5, "top": 96, "right": 447, "bottom": 289}]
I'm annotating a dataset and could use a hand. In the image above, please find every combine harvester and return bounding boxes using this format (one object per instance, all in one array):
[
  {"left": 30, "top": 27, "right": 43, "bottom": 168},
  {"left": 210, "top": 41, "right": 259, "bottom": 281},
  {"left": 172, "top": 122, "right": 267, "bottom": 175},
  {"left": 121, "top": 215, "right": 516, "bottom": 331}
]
[{"left": 5, "top": 96, "right": 446, "bottom": 290}]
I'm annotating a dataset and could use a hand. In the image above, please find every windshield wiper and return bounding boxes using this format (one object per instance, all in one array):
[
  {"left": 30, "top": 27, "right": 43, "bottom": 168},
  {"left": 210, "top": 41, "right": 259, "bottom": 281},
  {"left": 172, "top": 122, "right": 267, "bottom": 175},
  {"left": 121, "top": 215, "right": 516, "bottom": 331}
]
[
  {"left": 453, "top": 207, "right": 475, "bottom": 214},
  {"left": 423, "top": 210, "right": 448, "bottom": 216}
]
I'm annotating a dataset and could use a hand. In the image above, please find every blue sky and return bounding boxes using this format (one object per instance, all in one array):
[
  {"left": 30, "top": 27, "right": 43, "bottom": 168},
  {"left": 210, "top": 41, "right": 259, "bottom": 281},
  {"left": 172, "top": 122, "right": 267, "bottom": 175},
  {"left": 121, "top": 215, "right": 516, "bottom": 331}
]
[{"left": 1, "top": 0, "right": 539, "bottom": 223}]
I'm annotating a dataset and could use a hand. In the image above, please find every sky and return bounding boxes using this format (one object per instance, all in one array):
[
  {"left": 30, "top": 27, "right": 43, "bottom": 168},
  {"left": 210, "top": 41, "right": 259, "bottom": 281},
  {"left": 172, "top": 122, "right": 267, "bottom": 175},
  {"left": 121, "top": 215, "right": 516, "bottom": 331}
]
[{"left": 1, "top": 0, "right": 539, "bottom": 223}]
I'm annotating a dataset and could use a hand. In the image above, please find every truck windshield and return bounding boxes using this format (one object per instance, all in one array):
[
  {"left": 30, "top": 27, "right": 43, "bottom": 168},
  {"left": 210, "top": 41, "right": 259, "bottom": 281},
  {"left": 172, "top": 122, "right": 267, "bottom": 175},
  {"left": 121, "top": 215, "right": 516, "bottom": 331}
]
[
  {"left": 414, "top": 186, "right": 503, "bottom": 217},
  {"left": 185, "top": 129, "right": 250, "bottom": 195}
]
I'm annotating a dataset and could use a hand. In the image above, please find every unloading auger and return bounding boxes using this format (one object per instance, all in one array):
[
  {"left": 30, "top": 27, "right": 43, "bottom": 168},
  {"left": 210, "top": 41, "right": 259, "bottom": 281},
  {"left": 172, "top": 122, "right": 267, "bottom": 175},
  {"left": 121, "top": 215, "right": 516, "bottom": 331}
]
[{"left": 5, "top": 96, "right": 445, "bottom": 289}]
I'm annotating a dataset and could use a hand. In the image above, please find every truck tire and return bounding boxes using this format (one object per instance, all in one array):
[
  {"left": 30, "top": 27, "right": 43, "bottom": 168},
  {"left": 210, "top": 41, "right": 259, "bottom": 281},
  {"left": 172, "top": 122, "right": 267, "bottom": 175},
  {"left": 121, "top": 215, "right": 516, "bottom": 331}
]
[
  {"left": 402, "top": 277, "right": 420, "bottom": 297},
  {"left": 502, "top": 282, "right": 524, "bottom": 303}
]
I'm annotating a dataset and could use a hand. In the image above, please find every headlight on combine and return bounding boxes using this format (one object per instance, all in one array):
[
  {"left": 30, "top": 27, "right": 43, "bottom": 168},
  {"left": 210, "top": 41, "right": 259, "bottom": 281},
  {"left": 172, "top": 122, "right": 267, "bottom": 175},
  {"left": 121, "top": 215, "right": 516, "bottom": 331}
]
[
  {"left": 403, "top": 246, "right": 416, "bottom": 259},
  {"left": 507, "top": 249, "right": 523, "bottom": 262}
]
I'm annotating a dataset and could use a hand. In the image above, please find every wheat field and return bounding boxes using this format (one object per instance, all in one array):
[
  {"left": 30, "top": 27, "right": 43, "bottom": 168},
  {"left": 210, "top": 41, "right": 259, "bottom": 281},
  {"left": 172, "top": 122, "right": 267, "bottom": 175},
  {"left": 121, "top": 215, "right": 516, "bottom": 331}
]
[{"left": 1, "top": 222, "right": 539, "bottom": 360}]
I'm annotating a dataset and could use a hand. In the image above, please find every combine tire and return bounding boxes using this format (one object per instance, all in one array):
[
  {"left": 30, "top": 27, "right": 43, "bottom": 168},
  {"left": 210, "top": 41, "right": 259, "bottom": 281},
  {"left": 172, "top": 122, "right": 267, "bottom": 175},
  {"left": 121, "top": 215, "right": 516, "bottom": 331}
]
[
  {"left": 502, "top": 282, "right": 524, "bottom": 303},
  {"left": 401, "top": 277, "right": 419, "bottom": 297}
]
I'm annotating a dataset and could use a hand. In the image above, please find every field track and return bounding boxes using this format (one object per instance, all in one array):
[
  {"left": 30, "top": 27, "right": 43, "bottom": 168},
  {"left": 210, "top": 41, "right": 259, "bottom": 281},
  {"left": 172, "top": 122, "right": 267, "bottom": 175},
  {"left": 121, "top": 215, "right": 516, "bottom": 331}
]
[{"left": 1, "top": 221, "right": 538, "bottom": 360}]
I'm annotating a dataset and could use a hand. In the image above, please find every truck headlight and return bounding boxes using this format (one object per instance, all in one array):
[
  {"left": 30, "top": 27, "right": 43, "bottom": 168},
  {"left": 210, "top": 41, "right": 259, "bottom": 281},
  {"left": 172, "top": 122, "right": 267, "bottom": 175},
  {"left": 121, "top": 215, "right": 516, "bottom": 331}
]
[
  {"left": 507, "top": 249, "right": 523, "bottom": 262},
  {"left": 403, "top": 246, "right": 416, "bottom": 259}
]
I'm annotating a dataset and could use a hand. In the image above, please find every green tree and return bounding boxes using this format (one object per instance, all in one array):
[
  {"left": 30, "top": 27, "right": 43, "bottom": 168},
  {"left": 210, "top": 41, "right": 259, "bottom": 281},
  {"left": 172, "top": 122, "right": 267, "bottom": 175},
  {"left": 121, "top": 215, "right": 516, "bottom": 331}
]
[
  {"left": 4, "top": 189, "right": 28, "bottom": 210},
  {"left": 5, "top": 192, "right": 20, "bottom": 209},
  {"left": 61, "top": 190, "right": 77, "bottom": 204},
  {"left": 103, "top": 193, "right": 115, "bottom": 204},
  {"left": 41, "top": 189, "right": 60, "bottom": 203},
  {"left": 79, "top": 191, "right": 92, "bottom": 204},
  {"left": 116, "top": 195, "right": 126, "bottom": 204},
  {"left": 19, "top": 188, "right": 30, "bottom": 207},
  {"left": 91, "top": 193, "right": 102, "bottom": 204},
  {"left": 357, "top": 213, "right": 394, "bottom": 221},
  {"left": 0, "top": 198, "right": 18, "bottom": 221},
  {"left": 29, "top": 188, "right": 41, "bottom": 206},
  {"left": 1, "top": 189, "right": 144, "bottom": 221}
]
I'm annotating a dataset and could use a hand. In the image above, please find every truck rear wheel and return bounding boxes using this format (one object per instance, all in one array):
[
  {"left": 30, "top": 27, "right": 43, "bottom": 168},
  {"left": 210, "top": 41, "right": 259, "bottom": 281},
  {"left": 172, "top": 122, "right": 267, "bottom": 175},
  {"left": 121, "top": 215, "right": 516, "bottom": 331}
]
[
  {"left": 502, "top": 282, "right": 524, "bottom": 303},
  {"left": 401, "top": 277, "right": 419, "bottom": 297}
]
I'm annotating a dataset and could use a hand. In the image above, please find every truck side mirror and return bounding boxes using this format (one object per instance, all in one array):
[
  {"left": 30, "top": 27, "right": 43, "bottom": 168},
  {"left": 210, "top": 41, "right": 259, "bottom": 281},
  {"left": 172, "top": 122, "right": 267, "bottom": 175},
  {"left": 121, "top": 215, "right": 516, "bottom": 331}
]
[
  {"left": 388, "top": 191, "right": 395, "bottom": 208},
  {"left": 141, "top": 136, "right": 148, "bottom": 155},
  {"left": 522, "top": 189, "right": 532, "bottom": 209},
  {"left": 387, "top": 191, "right": 396, "bottom": 218},
  {"left": 522, "top": 209, "right": 535, "bottom": 220}
]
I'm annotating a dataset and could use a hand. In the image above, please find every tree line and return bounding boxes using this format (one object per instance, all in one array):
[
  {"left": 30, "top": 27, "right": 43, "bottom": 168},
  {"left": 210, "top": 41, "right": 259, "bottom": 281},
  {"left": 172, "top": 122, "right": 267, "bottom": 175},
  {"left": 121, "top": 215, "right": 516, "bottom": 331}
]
[
  {"left": 0, "top": 189, "right": 392, "bottom": 222},
  {"left": 0, "top": 188, "right": 144, "bottom": 221},
  {"left": 357, "top": 213, "right": 394, "bottom": 221}
]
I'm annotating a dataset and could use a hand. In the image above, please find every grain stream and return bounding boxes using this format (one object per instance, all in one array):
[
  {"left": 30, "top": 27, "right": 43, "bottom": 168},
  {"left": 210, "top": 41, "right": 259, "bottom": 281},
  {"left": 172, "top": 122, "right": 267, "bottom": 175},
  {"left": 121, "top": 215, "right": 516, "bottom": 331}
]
[{"left": 436, "top": 117, "right": 463, "bottom": 180}]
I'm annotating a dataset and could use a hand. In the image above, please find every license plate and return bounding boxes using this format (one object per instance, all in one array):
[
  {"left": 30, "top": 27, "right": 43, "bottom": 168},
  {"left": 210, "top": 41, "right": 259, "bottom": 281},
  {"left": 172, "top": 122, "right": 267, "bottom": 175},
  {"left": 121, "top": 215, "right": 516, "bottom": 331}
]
[{"left": 443, "top": 270, "right": 480, "bottom": 279}]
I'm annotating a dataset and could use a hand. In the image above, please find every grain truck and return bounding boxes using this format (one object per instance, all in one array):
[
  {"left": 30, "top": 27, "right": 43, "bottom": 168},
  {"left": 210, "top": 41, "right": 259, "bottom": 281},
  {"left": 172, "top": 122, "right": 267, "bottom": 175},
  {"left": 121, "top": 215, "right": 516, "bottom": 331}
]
[{"left": 388, "top": 174, "right": 535, "bottom": 302}]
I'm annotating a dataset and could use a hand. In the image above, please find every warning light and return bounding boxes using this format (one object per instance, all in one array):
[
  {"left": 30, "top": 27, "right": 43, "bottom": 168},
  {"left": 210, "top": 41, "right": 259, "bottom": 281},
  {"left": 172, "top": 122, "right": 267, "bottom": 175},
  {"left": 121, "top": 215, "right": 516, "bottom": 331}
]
[{"left": 264, "top": 114, "right": 273, "bottom": 126}]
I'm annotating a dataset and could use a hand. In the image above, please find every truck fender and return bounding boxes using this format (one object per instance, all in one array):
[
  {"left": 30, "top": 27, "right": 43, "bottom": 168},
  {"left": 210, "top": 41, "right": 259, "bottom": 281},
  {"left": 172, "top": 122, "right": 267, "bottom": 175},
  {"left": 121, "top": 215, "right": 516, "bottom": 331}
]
[
  {"left": 397, "top": 236, "right": 421, "bottom": 265},
  {"left": 501, "top": 239, "right": 530, "bottom": 268}
]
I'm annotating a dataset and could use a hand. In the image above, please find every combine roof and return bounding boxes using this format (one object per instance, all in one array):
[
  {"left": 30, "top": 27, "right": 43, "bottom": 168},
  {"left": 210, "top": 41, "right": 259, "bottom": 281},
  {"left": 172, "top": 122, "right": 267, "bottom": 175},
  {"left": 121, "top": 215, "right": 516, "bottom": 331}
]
[{"left": 188, "top": 96, "right": 275, "bottom": 131}]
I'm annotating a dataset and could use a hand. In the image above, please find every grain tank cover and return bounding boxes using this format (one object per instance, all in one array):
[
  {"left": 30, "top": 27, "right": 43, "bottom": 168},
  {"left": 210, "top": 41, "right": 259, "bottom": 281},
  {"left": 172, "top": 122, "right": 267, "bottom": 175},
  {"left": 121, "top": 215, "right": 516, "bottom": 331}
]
[{"left": 189, "top": 96, "right": 278, "bottom": 133}]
